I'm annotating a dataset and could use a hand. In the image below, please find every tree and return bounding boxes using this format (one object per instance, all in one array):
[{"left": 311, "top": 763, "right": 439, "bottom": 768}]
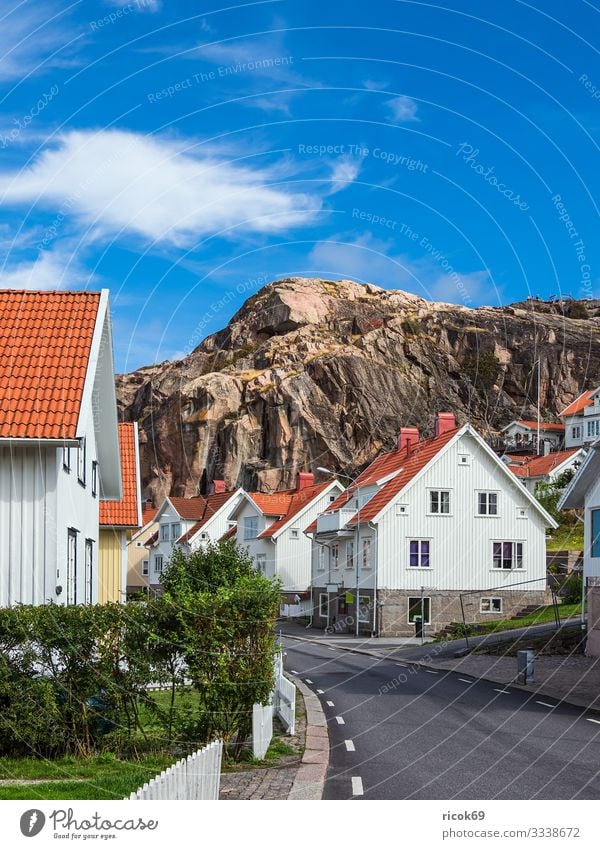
[{"left": 535, "top": 468, "right": 575, "bottom": 523}]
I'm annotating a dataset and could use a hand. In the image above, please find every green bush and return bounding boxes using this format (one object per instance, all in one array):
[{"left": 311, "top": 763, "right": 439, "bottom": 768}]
[{"left": 562, "top": 574, "right": 583, "bottom": 605}]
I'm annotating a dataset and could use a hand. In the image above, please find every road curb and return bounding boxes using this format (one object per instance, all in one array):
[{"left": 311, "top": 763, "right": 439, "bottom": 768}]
[
  {"left": 283, "top": 632, "right": 600, "bottom": 717},
  {"left": 286, "top": 673, "right": 329, "bottom": 800}
]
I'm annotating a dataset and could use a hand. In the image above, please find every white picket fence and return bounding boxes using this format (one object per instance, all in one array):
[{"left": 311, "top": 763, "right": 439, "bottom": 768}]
[
  {"left": 251, "top": 652, "right": 296, "bottom": 757},
  {"left": 127, "top": 740, "right": 223, "bottom": 801}
]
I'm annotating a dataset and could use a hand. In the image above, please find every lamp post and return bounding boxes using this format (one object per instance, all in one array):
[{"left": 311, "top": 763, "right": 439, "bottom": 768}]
[{"left": 317, "top": 467, "right": 362, "bottom": 638}]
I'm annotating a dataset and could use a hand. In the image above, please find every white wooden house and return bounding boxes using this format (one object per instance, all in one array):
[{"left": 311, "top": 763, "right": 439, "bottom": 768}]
[
  {"left": 145, "top": 482, "right": 243, "bottom": 589},
  {"left": 500, "top": 420, "right": 564, "bottom": 454},
  {"left": 507, "top": 448, "right": 586, "bottom": 494},
  {"left": 307, "top": 413, "right": 557, "bottom": 637},
  {"left": 0, "top": 289, "right": 121, "bottom": 606},
  {"left": 560, "top": 389, "right": 600, "bottom": 448},
  {"left": 229, "top": 473, "right": 343, "bottom": 616},
  {"left": 559, "top": 445, "right": 600, "bottom": 582}
]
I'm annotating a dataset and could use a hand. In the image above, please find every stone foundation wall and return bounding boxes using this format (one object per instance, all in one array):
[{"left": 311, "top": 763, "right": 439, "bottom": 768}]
[{"left": 378, "top": 588, "right": 551, "bottom": 637}]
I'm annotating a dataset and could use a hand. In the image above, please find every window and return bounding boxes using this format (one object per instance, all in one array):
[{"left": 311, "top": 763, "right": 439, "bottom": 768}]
[
  {"left": 160, "top": 524, "right": 170, "bottom": 541},
  {"left": 337, "top": 595, "right": 348, "bottom": 615},
  {"left": 84, "top": 539, "right": 93, "bottom": 604},
  {"left": 480, "top": 597, "right": 502, "bottom": 613},
  {"left": 572, "top": 425, "right": 581, "bottom": 440},
  {"left": 587, "top": 420, "right": 600, "bottom": 439},
  {"left": 477, "top": 492, "right": 498, "bottom": 516},
  {"left": 317, "top": 546, "right": 326, "bottom": 571},
  {"left": 319, "top": 593, "right": 329, "bottom": 619},
  {"left": 244, "top": 516, "right": 258, "bottom": 539},
  {"left": 63, "top": 446, "right": 71, "bottom": 471},
  {"left": 346, "top": 541, "right": 354, "bottom": 570},
  {"left": 430, "top": 490, "right": 450, "bottom": 514},
  {"left": 290, "top": 528, "right": 299, "bottom": 539},
  {"left": 396, "top": 504, "right": 408, "bottom": 515},
  {"left": 77, "top": 437, "right": 86, "bottom": 485},
  {"left": 200, "top": 532, "right": 208, "bottom": 540},
  {"left": 409, "top": 540, "right": 430, "bottom": 568},
  {"left": 408, "top": 597, "right": 431, "bottom": 625},
  {"left": 91, "top": 461, "right": 98, "bottom": 497},
  {"left": 66, "top": 529, "right": 78, "bottom": 605},
  {"left": 493, "top": 541, "right": 523, "bottom": 570},
  {"left": 255, "top": 554, "right": 266, "bottom": 573},
  {"left": 142, "top": 559, "right": 149, "bottom": 576},
  {"left": 154, "top": 554, "right": 164, "bottom": 574},
  {"left": 171, "top": 523, "right": 181, "bottom": 540},
  {"left": 331, "top": 543, "right": 339, "bottom": 570},
  {"left": 362, "top": 537, "right": 372, "bottom": 569},
  {"left": 591, "top": 510, "right": 600, "bottom": 558},
  {"left": 358, "top": 595, "right": 371, "bottom": 623},
  {"left": 458, "top": 454, "right": 470, "bottom": 465},
  {"left": 329, "top": 494, "right": 336, "bottom": 502}
]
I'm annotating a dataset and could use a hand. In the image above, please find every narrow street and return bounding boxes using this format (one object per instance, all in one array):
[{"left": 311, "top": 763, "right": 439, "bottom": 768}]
[{"left": 284, "top": 636, "right": 600, "bottom": 800}]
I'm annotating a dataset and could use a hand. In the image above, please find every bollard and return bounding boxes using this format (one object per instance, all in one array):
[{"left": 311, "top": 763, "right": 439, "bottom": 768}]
[{"left": 517, "top": 649, "right": 535, "bottom": 684}]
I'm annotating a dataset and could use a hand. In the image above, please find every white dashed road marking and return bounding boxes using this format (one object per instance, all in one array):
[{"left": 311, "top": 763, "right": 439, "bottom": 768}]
[
  {"left": 459, "top": 678, "right": 473, "bottom": 684},
  {"left": 317, "top": 689, "right": 324, "bottom": 694},
  {"left": 493, "top": 689, "right": 511, "bottom": 694},
  {"left": 345, "top": 740, "right": 355, "bottom": 752},
  {"left": 291, "top": 670, "right": 298, "bottom": 675},
  {"left": 351, "top": 777, "right": 364, "bottom": 796},
  {"left": 335, "top": 716, "right": 345, "bottom": 725},
  {"left": 327, "top": 700, "right": 335, "bottom": 707},
  {"left": 586, "top": 718, "right": 600, "bottom": 725},
  {"left": 536, "top": 701, "right": 556, "bottom": 708},
  {"left": 305, "top": 679, "right": 313, "bottom": 684},
  {"left": 425, "top": 670, "right": 438, "bottom": 675}
]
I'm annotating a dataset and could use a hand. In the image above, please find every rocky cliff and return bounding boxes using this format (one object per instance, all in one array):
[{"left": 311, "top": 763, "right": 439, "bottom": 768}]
[{"left": 115, "top": 278, "right": 600, "bottom": 501}]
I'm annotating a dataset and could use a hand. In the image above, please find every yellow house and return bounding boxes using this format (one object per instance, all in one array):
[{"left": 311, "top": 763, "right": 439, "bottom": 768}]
[
  {"left": 126, "top": 503, "right": 158, "bottom": 598},
  {"left": 98, "top": 422, "right": 142, "bottom": 603}
]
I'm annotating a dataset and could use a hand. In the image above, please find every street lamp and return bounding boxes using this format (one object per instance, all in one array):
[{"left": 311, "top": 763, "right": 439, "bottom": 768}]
[{"left": 317, "top": 467, "right": 363, "bottom": 638}]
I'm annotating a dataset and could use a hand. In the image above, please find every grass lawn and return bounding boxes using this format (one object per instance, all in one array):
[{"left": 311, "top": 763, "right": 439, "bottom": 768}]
[
  {"left": 0, "top": 753, "right": 175, "bottom": 800},
  {"left": 469, "top": 602, "right": 582, "bottom": 636},
  {"left": 546, "top": 525, "right": 584, "bottom": 551}
]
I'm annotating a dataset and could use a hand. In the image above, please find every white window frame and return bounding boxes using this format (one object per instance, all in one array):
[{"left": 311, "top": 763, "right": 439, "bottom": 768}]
[
  {"left": 572, "top": 425, "right": 581, "bottom": 440},
  {"left": 458, "top": 453, "right": 470, "bottom": 466},
  {"left": 480, "top": 596, "right": 503, "bottom": 614},
  {"left": 290, "top": 528, "right": 300, "bottom": 539},
  {"left": 407, "top": 597, "right": 431, "bottom": 625},
  {"left": 317, "top": 545, "right": 326, "bottom": 571},
  {"left": 362, "top": 537, "right": 372, "bottom": 569},
  {"left": 244, "top": 516, "right": 258, "bottom": 540},
  {"left": 318, "top": 593, "right": 329, "bottom": 619},
  {"left": 91, "top": 461, "right": 98, "bottom": 497},
  {"left": 154, "top": 554, "right": 164, "bottom": 574},
  {"left": 255, "top": 554, "right": 266, "bottom": 573},
  {"left": 492, "top": 541, "right": 524, "bottom": 571},
  {"left": 84, "top": 538, "right": 93, "bottom": 605},
  {"left": 160, "top": 523, "right": 170, "bottom": 541},
  {"left": 428, "top": 489, "right": 451, "bottom": 515},
  {"left": 142, "top": 559, "right": 149, "bottom": 576},
  {"left": 588, "top": 420, "right": 600, "bottom": 439},
  {"left": 63, "top": 446, "right": 71, "bottom": 472},
  {"left": 66, "top": 528, "right": 78, "bottom": 605},
  {"left": 408, "top": 539, "right": 431, "bottom": 569},
  {"left": 331, "top": 543, "right": 339, "bottom": 570},
  {"left": 171, "top": 522, "right": 181, "bottom": 540},
  {"left": 477, "top": 491, "right": 499, "bottom": 516},
  {"left": 346, "top": 541, "right": 354, "bottom": 570},
  {"left": 358, "top": 595, "right": 371, "bottom": 623},
  {"left": 77, "top": 437, "right": 86, "bottom": 486}
]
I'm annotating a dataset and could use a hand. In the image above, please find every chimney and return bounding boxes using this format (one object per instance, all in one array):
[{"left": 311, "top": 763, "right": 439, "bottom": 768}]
[
  {"left": 296, "top": 471, "right": 314, "bottom": 491},
  {"left": 397, "top": 427, "right": 419, "bottom": 453},
  {"left": 208, "top": 479, "right": 226, "bottom": 495},
  {"left": 435, "top": 412, "right": 456, "bottom": 437}
]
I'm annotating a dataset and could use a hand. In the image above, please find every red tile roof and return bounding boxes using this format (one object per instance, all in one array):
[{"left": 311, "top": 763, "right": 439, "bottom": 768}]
[
  {"left": 100, "top": 423, "right": 140, "bottom": 527},
  {"left": 249, "top": 491, "right": 295, "bottom": 516},
  {"left": 508, "top": 448, "right": 581, "bottom": 479},
  {"left": 516, "top": 420, "right": 565, "bottom": 432},
  {"left": 559, "top": 390, "right": 595, "bottom": 417},
  {"left": 307, "top": 427, "right": 461, "bottom": 531},
  {"left": 141, "top": 505, "right": 157, "bottom": 527},
  {"left": 220, "top": 525, "right": 237, "bottom": 542},
  {"left": 171, "top": 490, "right": 240, "bottom": 541},
  {"left": 258, "top": 481, "right": 335, "bottom": 538},
  {"left": 0, "top": 290, "right": 101, "bottom": 439}
]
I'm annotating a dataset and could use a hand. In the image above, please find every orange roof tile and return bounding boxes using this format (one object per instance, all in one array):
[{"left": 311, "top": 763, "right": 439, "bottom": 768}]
[
  {"left": 258, "top": 481, "right": 334, "bottom": 538},
  {"left": 248, "top": 490, "right": 295, "bottom": 516},
  {"left": 220, "top": 525, "right": 237, "bottom": 542},
  {"left": 516, "top": 420, "right": 565, "bottom": 432},
  {"left": 559, "top": 390, "right": 595, "bottom": 417},
  {"left": 100, "top": 423, "right": 140, "bottom": 527},
  {"left": 0, "top": 290, "right": 101, "bottom": 439},
  {"left": 141, "top": 505, "right": 157, "bottom": 526},
  {"left": 306, "top": 427, "right": 461, "bottom": 532},
  {"left": 508, "top": 448, "right": 581, "bottom": 479}
]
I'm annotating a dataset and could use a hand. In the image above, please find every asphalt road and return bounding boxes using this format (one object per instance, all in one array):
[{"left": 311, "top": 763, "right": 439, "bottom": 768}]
[{"left": 283, "top": 635, "right": 600, "bottom": 800}]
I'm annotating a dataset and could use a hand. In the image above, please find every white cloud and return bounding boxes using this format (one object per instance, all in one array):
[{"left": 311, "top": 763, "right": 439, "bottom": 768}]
[
  {"left": 308, "top": 234, "right": 498, "bottom": 306},
  {"left": 0, "top": 247, "right": 91, "bottom": 290},
  {"left": 0, "top": 2, "right": 78, "bottom": 82},
  {"left": 386, "top": 95, "right": 420, "bottom": 123},
  {"left": 327, "top": 157, "right": 362, "bottom": 195},
  {"left": 0, "top": 129, "right": 322, "bottom": 246}
]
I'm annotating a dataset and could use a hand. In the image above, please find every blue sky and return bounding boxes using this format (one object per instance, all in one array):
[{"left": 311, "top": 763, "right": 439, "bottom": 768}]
[{"left": 0, "top": 0, "right": 598, "bottom": 371}]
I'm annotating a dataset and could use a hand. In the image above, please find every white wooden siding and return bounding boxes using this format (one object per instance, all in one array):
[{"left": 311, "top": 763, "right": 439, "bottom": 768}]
[{"left": 376, "top": 432, "right": 548, "bottom": 592}]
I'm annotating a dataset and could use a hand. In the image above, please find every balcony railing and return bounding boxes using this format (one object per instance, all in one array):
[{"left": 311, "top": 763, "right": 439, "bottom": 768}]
[{"left": 316, "top": 508, "right": 356, "bottom": 534}]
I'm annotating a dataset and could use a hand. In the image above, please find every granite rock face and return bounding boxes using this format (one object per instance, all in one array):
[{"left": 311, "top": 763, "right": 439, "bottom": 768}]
[{"left": 115, "top": 277, "right": 600, "bottom": 501}]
